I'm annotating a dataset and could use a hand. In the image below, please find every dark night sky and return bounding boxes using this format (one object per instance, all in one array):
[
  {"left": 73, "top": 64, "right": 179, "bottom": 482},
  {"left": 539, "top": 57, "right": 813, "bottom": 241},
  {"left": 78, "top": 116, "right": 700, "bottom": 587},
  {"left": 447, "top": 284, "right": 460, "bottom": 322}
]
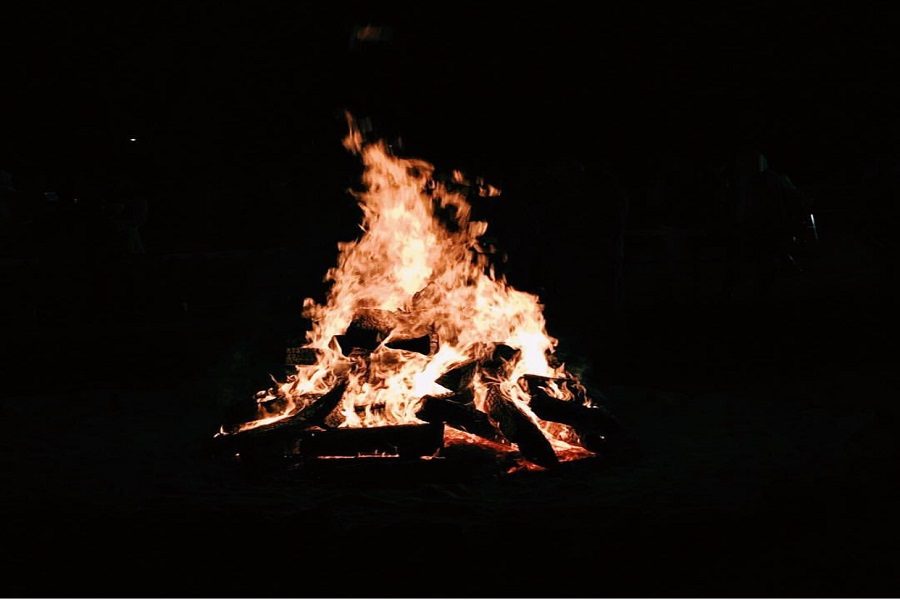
[
  {"left": 4, "top": 2, "right": 899, "bottom": 309},
  {"left": 4, "top": 1, "right": 899, "bottom": 331},
  {"left": 5, "top": 2, "right": 900, "bottom": 184}
]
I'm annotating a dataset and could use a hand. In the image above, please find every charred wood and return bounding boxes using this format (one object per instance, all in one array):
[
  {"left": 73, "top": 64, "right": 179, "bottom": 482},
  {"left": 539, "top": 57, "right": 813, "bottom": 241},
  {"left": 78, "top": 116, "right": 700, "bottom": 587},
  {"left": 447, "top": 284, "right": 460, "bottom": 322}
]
[
  {"left": 335, "top": 309, "right": 398, "bottom": 354},
  {"left": 528, "top": 389, "right": 623, "bottom": 452},
  {"left": 299, "top": 379, "right": 350, "bottom": 426},
  {"left": 491, "top": 343, "right": 520, "bottom": 363},
  {"left": 416, "top": 394, "right": 505, "bottom": 443},
  {"left": 384, "top": 334, "right": 433, "bottom": 356},
  {"left": 349, "top": 308, "right": 400, "bottom": 332},
  {"left": 215, "top": 379, "right": 348, "bottom": 449},
  {"left": 334, "top": 332, "right": 378, "bottom": 355},
  {"left": 480, "top": 344, "right": 522, "bottom": 378},
  {"left": 435, "top": 360, "right": 477, "bottom": 393},
  {"left": 484, "top": 385, "right": 558, "bottom": 468}
]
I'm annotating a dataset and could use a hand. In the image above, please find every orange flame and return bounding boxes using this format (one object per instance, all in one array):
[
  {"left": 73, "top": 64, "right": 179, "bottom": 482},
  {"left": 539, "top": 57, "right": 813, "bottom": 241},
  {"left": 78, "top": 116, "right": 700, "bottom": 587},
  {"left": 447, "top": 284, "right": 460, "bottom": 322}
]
[{"left": 238, "top": 118, "right": 592, "bottom": 459}]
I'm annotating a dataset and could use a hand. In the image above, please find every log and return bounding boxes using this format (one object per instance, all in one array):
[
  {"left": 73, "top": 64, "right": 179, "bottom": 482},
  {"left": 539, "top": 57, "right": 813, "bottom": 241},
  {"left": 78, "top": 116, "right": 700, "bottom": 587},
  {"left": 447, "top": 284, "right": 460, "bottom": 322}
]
[
  {"left": 435, "top": 360, "right": 476, "bottom": 392},
  {"left": 335, "top": 309, "right": 398, "bottom": 354},
  {"left": 441, "top": 429, "right": 522, "bottom": 474},
  {"left": 348, "top": 308, "right": 399, "bottom": 332},
  {"left": 295, "top": 422, "right": 444, "bottom": 458},
  {"left": 215, "top": 379, "right": 348, "bottom": 449},
  {"left": 484, "top": 385, "right": 558, "bottom": 468},
  {"left": 480, "top": 344, "right": 521, "bottom": 378},
  {"left": 298, "top": 379, "right": 350, "bottom": 425},
  {"left": 491, "top": 343, "right": 520, "bottom": 363},
  {"left": 416, "top": 393, "right": 506, "bottom": 443},
  {"left": 334, "top": 332, "right": 378, "bottom": 355},
  {"left": 527, "top": 389, "right": 623, "bottom": 452},
  {"left": 384, "top": 334, "right": 433, "bottom": 355}
]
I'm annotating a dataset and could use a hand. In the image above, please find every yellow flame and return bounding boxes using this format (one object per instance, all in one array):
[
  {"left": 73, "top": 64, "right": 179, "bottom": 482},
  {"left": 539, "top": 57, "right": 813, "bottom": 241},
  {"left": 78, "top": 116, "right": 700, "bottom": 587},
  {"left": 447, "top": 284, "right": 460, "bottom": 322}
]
[{"left": 240, "top": 120, "right": 591, "bottom": 459}]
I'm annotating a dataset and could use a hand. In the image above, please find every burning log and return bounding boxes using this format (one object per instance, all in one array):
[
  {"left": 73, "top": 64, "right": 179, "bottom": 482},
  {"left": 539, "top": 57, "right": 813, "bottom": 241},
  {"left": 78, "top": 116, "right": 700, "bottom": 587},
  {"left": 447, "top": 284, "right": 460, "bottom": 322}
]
[
  {"left": 416, "top": 393, "right": 506, "bottom": 443},
  {"left": 216, "top": 379, "right": 348, "bottom": 449},
  {"left": 484, "top": 386, "right": 558, "bottom": 468},
  {"left": 255, "top": 389, "right": 289, "bottom": 417},
  {"left": 213, "top": 124, "right": 619, "bottom": 472},
  {"left": 491, "top": 344, "right": 520, "bottom": 363},
  {"left": 480, "top": 344, "right": 522, "bottom": 378},
  {"left": 527, "top": 389, "right": 623, "bottom": 452},
  {"left": 435, "top": 360, "right": 477, "bottom": 393},
  {"left": 384, "top": 333, "right": 433, "bottom": 355},
  {"left": 440, "top": 428, "right": 524, "bottom": 475},
  {"left": 295, "top": 423, "right": 444, "bottom": 458},
  {"left": 298, "top": 379, "right": 350, "bottom": 425},
  {"left": 335, "top": 309, "right": 398, "bottom": 354}
]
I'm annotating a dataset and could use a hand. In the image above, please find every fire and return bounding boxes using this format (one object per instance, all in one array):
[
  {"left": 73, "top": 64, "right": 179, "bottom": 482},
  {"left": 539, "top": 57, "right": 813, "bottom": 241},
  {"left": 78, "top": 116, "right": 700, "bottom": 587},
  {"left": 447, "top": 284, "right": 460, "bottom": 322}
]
[{"left": 223, "top": 116, "right": 606, "bottom": 464}]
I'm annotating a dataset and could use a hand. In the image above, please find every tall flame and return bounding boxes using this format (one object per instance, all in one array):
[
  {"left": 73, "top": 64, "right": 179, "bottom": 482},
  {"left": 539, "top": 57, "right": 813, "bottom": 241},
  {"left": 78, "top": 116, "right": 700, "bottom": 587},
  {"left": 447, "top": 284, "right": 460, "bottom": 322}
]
[{"left": 242, "top": 117, "right": 588, "bottom": 455}]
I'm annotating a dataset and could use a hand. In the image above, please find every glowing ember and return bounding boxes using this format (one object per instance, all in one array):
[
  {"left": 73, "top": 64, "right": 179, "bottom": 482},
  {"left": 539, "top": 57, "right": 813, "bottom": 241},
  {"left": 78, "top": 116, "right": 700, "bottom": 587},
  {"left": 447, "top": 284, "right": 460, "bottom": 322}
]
[{"left": 217, "top": 116, "right": 618, "bottom": 468}]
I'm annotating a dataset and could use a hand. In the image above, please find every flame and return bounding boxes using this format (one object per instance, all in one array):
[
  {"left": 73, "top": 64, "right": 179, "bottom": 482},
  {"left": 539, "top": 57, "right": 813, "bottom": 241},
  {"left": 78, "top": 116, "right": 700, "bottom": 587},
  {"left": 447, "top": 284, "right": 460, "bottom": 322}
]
[{"left": 238, "top": 117, "right": 594, "bottom": 459}]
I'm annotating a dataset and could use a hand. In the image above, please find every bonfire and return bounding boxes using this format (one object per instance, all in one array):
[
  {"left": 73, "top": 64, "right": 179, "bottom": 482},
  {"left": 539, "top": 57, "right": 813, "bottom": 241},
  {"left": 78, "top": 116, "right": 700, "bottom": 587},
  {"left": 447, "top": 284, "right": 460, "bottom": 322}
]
[{"left": 215, "top": 117, "right": 621, "bottom": 472}]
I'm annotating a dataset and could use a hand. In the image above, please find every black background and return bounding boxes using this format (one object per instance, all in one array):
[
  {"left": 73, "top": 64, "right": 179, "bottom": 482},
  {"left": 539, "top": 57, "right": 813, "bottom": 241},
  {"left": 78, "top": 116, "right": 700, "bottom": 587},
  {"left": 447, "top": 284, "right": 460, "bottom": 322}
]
[{"left": 1, "top": 2, "right": 898, "bottom": 596}]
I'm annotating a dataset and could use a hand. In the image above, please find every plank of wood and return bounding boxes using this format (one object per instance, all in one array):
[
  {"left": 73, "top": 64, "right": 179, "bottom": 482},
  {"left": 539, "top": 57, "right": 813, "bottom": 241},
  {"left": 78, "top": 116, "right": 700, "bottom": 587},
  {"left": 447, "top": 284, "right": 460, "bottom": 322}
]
[{"left": 416, "top": 394, "right": 505, "bottom": 443}]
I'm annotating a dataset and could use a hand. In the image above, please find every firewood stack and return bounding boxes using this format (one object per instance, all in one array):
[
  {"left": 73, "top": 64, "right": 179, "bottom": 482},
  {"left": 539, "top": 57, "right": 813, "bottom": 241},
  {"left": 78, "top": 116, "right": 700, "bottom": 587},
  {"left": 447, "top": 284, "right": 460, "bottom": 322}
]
[{"left": 215, "top": 309, "right": 623, "bottom": 474}]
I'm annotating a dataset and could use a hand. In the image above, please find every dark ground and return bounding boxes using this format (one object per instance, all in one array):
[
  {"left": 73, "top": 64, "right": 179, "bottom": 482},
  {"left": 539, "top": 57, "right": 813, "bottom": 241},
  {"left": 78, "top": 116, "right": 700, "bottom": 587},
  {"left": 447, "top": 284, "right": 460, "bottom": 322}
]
[{"left": 1, "top": 207, "right": 896, "bottom": 596}]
